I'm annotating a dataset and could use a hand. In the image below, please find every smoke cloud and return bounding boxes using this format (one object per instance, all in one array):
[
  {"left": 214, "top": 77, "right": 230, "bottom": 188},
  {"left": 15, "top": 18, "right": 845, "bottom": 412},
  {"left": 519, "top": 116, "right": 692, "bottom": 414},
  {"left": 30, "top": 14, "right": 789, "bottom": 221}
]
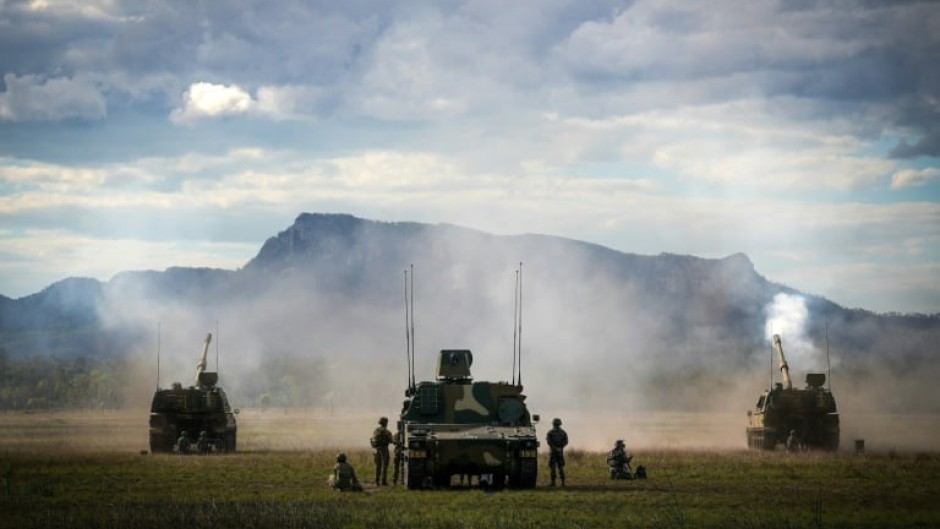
[{"left": 24, "top": 217, "right": 933, "bottom": 452}]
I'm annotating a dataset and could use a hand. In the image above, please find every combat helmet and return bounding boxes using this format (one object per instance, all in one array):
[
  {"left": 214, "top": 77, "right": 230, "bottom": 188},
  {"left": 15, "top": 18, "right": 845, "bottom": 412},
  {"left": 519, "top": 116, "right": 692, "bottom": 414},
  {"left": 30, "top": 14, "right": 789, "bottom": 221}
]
[
  {"left": 552, "top": 418, "right": 562, "bottom": 427},
  {"left": 337, "top": 452, "right": 347, "bottom": 463},
  {"left": 615, "top": 439, "right": 625, "bottom": 447},
  {"left": 379, "top": 416, "right": 389, "bottom": 426}
]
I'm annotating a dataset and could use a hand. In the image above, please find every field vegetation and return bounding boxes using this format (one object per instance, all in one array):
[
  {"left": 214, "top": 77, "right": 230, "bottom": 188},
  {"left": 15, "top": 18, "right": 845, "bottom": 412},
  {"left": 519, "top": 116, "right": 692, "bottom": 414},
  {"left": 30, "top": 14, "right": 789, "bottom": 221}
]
[
  {"left": 3, "top": 449, "right": 939, "bottom": 527},
  {"left": 1, "top": 410, "right": 938, "bottom": 528}
]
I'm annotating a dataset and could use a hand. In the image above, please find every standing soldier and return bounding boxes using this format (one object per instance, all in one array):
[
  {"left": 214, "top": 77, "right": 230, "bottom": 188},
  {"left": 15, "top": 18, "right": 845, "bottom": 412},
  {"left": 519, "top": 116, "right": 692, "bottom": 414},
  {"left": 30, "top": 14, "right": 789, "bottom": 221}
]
[
  {"left": 546, "top": 417, "right": 568, "bottom": 486},
  {"left": 371, "top": 416, "right": 393, "bottom": 486},
  {"left": 176, "top": 430, "right": 191, "bottom": 455},
  {"left": 392, "top": 428, "right": 403, "bottom": 486},
  {"left": 196, "top": 431, "right": 211, "bottom": 455}
]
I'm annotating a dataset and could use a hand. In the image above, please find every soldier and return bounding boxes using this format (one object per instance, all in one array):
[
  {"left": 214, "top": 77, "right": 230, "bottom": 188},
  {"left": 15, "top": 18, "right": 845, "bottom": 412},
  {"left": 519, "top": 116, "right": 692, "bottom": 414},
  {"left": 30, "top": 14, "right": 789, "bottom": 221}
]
[
  {"left": 607, "top": 439, "right": 633, "bottom": 479},
  {"left": 546, "top": 417, "right": 568, "bottom": 486},
  {"left": 371, "top": 416, "right": 393, "bottom": 486},
  {"left": 392, "top": 428, "right": 403, "bottom": 486},
  {"left": 176, "top": 431, "right": 191, "bottom": 455},
  {"left": 329, "top": 453, "right": 363, "bottom": 492},
  {"left": 786, "top": 429, "right": 802, "bottom": 453},
  {"left": 196, "top": 430, "right": 211, "bottom": 455}
]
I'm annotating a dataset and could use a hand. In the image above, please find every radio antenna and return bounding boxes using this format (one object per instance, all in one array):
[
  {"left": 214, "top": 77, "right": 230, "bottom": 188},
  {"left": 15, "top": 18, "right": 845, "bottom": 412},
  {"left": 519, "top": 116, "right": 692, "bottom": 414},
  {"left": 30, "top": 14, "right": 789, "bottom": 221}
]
[
  {"left": 512, "top": 268, "right": 519, "bottom": 385},
  {"left": 410, "top": 263, "right": 416, "bottom": 389},
  {"left": 216, "top": 319, "right": 220, "bottom": 372},
  {"left": 769, "top": 325, "right": 774, "bottom": 390},
  {"left": 517, "top": 261, "right": 523, "bottom": 386},
  {"left": 404, "top": 269, "right": 412, "bottom": 391},
  {"left": 826, "top": 319, "right": 832, "bottom": 391},
  {"left": 156, "top": 321, "right": 162, "bottom": 390}
]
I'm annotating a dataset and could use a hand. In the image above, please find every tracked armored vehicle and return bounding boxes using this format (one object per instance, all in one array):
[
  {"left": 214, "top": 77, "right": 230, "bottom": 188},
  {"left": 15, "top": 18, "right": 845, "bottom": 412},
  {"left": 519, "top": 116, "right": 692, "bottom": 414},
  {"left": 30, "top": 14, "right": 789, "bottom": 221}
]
[
  {"left": 747, "top": 334, "right": 839, "bottom": 451},
  {"left": 149, "top": 333, "right": 238, "bottom": 453},
  {"left": 399, "top": 349, "right": 539, "bottom": 489}
]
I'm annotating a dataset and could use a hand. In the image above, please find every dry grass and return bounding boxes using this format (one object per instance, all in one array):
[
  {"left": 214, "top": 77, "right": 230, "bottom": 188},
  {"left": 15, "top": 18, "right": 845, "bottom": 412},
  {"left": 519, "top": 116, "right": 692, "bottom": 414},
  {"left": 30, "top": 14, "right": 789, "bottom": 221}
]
[{"left": 1, "top": 410, "right": 939, "bottom": 528}]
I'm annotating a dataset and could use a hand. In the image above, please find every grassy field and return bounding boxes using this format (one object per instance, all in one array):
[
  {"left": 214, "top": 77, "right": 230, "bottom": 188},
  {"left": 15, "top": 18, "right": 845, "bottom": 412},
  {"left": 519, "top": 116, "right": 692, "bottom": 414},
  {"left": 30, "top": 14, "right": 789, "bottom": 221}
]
[{"left": 1, "top": 410, "right": 938, "bottom": 528}]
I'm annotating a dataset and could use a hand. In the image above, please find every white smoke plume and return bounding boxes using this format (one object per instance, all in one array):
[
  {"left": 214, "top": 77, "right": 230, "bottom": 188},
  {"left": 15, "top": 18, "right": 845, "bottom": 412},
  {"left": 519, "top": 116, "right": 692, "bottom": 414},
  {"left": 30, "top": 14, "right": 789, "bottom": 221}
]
[{"left": 763, "top": 292, "right": 825, "bottom": 374}]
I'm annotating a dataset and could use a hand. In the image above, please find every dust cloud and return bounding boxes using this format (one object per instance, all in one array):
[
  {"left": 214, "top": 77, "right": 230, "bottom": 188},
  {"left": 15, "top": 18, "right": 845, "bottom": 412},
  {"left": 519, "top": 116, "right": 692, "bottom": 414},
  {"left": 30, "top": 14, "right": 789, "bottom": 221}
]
[{"left": 43, "top": 222, "right": 936, "bottom": 453}]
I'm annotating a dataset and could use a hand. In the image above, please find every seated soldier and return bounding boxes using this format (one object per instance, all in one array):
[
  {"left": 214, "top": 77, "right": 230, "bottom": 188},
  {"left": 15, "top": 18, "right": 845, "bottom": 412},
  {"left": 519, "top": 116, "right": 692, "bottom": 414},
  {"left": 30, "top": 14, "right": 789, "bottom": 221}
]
[
  {"left": 329, "top": 453, "right": 363, "bottom": 492},
  {"left": 607, "top": 439, "right": 633, "bottom": 479}
]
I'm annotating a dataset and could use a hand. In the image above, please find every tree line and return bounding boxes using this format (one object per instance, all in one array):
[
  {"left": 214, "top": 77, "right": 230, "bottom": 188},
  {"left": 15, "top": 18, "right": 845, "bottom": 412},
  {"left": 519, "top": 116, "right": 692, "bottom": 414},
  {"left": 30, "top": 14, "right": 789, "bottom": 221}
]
[{"left": 0, "top": 348, "right": 126, "bottom": 410}]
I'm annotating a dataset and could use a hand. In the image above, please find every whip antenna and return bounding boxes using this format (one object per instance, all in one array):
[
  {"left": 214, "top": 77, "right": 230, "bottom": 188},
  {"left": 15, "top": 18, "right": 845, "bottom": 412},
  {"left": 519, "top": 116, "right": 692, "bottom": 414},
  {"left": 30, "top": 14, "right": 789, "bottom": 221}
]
[
  {"left": 769, "top": 325, "right": 774, "bottom": 390},
  {"left": 512, "top": 269, "right": 519, "bottom": 385},
  {"left": 156, "top": 321, "right": 161, "bottom": 390},
  {"left": 410, "top": 264, "right": 416, "bottom": 389},
  {"left": 517, "top": 261, "right": 523, "bottom": 386},
  {"left": 826, "top": 320, "right": 832, "bottom": 392},
  {"left": 404, "top": 269, "right": 412, "bottom": 391}
]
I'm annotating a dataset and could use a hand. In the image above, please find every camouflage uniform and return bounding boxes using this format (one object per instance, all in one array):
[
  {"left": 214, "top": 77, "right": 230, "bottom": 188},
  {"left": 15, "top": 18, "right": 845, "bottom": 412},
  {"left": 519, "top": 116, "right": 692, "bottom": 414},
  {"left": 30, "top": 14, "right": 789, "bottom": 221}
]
[
  {"left": 607, "top": 440, "right": 633, "bottom": 479},
  {"left": 196, "top": 431, "right": 211, "bottom": 455},
  {"left": 786, "top": 430, "right": 801, "bottom": 453},
  {"left": 546, "top": 418, "right": 568, "bottom": 486},
  {"left": 329, "top": 453, "right": 363, "bottom": 492},
  {"left": 176, "top": 431, "right": 191, "bottom": 455},
  {"left": 371, "top": 417, "right": 393, "bottom": 486},
  {"left": 392, "top": 429, "right": 403, "bottom": 485}
]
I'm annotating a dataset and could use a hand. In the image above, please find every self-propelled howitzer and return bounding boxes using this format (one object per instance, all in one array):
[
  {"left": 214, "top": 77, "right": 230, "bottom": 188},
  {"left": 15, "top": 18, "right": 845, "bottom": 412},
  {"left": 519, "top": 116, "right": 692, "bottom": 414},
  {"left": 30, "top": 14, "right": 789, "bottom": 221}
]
[
  {"left": 149, "top": 332, "right": 238, "bottom": 453},
  {"left": 399, "top": 349, "right": 540, "bottom": 489},
  {"left": 746, "top": 334, "right": 839, "bottom": 451}
]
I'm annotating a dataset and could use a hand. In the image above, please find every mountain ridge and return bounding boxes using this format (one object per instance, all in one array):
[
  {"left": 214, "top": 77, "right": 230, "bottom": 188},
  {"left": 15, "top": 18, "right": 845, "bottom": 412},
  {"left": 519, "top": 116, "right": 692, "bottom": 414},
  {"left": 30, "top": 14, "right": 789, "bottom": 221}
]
[{"left": 1, "top": 212, "right": 938, "bottom": 413}]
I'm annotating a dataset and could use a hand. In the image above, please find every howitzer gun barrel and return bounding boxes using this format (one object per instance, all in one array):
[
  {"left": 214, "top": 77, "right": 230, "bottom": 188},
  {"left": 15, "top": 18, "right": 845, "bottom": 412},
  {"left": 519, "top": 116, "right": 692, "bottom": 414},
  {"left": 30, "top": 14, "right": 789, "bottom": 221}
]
[
  {"left": 772, "top": 334, "right": 792, "bottom": 390},
  {"left": 194, "top": 332, "right": 212, "bottom": 385}
]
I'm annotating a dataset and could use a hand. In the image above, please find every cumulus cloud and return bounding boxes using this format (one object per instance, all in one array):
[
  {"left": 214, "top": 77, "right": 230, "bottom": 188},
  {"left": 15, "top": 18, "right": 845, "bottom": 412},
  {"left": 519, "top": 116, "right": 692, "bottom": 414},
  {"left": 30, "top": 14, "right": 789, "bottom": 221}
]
[
  {"left": 169, "top": 82, "right": 326, "bottom": 123},
  {"left": 891, "top": 167, "right": 940, "bottom": 189},
  {"left": 1, "top": 0, "right": 939, "bottom": 313},
  {"left": 169, "top": 82, "right": 254, "bottom": 123},
  {"left": 0, "top": 73, "right": 106, "bottom": 122}
]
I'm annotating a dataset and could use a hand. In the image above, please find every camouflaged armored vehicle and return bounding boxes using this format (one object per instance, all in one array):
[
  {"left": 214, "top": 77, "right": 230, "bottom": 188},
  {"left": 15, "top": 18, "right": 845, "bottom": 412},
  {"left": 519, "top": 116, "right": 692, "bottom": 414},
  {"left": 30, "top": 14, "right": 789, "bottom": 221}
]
[
  {"left": 149, "top": 333, "right": 238, "bottom": 453},
  {"left": 747, "top": 334, "right": 839, "bottom": 451},
  {"left": 399, "top": 349, "right": 540, "bottom": 489}
]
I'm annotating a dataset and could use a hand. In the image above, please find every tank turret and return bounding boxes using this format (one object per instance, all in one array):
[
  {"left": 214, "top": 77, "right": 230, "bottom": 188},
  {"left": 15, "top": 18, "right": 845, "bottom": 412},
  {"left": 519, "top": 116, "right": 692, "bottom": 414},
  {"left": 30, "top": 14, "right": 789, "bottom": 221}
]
[{"left": 747, "top": 334, "right": 839, "bottom": 451}]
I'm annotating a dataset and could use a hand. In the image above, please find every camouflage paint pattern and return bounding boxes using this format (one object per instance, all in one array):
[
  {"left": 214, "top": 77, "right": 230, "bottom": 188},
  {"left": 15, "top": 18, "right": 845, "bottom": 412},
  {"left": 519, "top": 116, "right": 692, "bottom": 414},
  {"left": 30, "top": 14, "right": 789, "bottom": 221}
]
[{"left": 400, "top": 350, "right": 539, "bottom": 489}]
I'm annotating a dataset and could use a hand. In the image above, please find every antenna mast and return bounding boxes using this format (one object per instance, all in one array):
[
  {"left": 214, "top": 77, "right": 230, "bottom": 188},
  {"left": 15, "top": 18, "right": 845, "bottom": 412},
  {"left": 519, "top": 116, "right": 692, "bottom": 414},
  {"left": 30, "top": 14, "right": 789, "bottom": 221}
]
[
  {"left": 156, "top": 321, "right": 161, "bottom": 390},
  {"left": 216, "top": 320, "right": 220, "bottom": 372},
  {"left": 517, "top": 261, "right": 523, "bottom": 386},
  {"left": 404, "top": 269, "right": 412, "bottom": 391},
  {"left": 410, "top": 264, "right": 416, "bottom": 389},
  {"left": 769, "top": 326, "right": 774, "bottom": 390},
  {"left": 826, "top": 319, "right": 832, "bottom": 391},
  {"left": 512, "top": 268, "right": 519, "bottom": 385}
]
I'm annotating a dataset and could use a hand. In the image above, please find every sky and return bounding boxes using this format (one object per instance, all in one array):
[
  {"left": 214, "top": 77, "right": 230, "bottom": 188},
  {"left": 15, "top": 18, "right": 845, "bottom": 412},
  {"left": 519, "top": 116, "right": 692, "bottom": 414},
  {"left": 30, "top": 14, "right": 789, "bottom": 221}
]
[{"left": 0, "top": 0, "right": 938, "bottom": 314}]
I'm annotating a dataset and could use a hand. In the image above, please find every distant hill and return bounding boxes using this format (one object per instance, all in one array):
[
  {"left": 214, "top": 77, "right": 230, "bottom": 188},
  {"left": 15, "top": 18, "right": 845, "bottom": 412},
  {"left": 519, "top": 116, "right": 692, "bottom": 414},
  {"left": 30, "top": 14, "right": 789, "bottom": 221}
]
[{"left": 1, "top": 213, "right": 938, "bottom": 412}]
